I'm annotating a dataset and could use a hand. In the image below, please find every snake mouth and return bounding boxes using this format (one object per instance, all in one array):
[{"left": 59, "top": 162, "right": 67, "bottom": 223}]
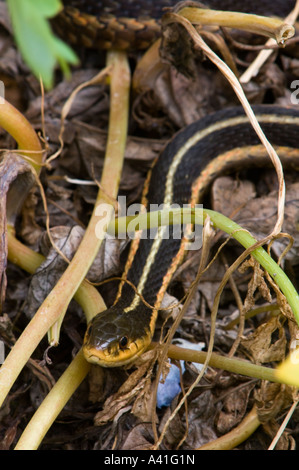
[{"left": 82, "top": 337, "right": 151, "bottom": 368}]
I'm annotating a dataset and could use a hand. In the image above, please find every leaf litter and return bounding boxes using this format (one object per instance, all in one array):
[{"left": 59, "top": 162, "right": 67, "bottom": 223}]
[{"left": 0, "top": 2, "right": 299, "bottom": 450}]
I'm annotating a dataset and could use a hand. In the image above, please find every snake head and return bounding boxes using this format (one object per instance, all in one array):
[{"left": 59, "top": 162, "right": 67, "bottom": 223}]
[{"left": 82, "top": 303, "right": 154, "bottom": 367}]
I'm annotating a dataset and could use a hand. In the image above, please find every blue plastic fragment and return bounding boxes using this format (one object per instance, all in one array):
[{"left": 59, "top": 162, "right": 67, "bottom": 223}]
[
  {"left": 156, "top": 360, "right": 185, "bottom": 409},
  {"left": 156, "top": 340, "right": 205, "bottom": 408}
]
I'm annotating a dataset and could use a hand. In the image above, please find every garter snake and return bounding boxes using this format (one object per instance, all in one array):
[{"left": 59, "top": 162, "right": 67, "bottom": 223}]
[
  {"left": 57, "top": 0, "right": 297, "bottom": 50},
  {"left": 83, "top": 105, "right": 299, "bottom": 367},
  {"left": 56, "top": 1, "right": 299, "bottom": 366}
]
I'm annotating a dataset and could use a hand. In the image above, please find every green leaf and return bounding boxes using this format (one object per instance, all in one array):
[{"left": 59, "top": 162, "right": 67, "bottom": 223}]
[
  {"left": 6, "top": 0, "right": 78, "bottom": 89},
  {"left": 34, "top": 0, "right": 62, "bottom": 17}
]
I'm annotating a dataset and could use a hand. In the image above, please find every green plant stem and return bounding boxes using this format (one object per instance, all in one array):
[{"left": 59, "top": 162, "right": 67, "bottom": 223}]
[
  {"left": 109, "top": 207, "right": 299, "bottom": 327},
  {"left": 13, "top": 52, "right": 131, "bottom": 451},
  {"left": 6, "top": 221, "right": 105, "bottom": 452},
  {"left": 204, "top": 209, "right": 299, "bottom": 325},
  {"left": 0, "top": 50, "right": 130, "bottom": 409},
  {"left": 12, "top": 201, "right": 298, "bottom": 448},
  {"left": 224, "top": 304, "right": 280, "bottom": 330},
  {"left": 164, "top": 344, "right": 279, "bottom": 383}
]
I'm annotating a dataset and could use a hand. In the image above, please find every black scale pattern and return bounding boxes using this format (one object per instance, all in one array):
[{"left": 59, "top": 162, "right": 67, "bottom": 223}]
[
  {"left": 63, "top": 0, "right": 296, "bottom": 19},
  {"left": 124, "top": 105, "right": 299, "bottom": 310},
  {"left": 62, "top": 0, "right": 176, "bottom": 18},
  {"left": 87, "top": 105, "right": 299, "bottom": 352}
]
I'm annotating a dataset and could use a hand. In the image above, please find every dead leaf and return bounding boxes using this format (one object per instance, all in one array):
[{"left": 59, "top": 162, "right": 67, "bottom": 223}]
[
  {"left": 255, "top": 382, "right": 293, "bottom": 423},
  {"left": 161, "top": 14, "right": 199, "bottom": 80},
  {"left": 0, "top": 313, "right": 15, "bottom": 352},
  {"left": 26, "top": 224, "right": 121, "bottom": 318},
  {"left": 0, "top": 419, "right": 20, "bottom": 450},
  {"left": 121, "top": 423, "right": 155, "bottom": 450},
  {"left": 216, "top": 383, "right": 254, "bottom": 434},
  {"left": 241, "top": 316, "right": 287, "bottom": 364},
  {"left": 263, "top": 420, "right": 296, "bottom": 450},
  {"left": 26, "top": 225, "right": 84, "bottom": 318},
  {"left": 183, "top": 390, "right": 218, "bottom": 449},
  {"left": 212, "top": 173, "right": 299, "bottom": 265},
  {"left": 212, "top": 176, "right": 256, "bottom": 218},
  {"left": 0, "top": 151, "right": 35, "bottom": 307},
  {"left": 158, "top": 402, "right": 186, "bottom": 447},
  {"left": 94, "top": 349, "right": 158, "bottom": 426},
  {"left": 240, "top": 257, "right": 272, "bottom": 313}
]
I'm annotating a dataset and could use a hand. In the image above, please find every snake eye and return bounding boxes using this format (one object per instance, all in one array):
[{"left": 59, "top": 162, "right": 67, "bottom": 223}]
[{"left": 119, "top": 336, "right": 128, "bottom": 349}]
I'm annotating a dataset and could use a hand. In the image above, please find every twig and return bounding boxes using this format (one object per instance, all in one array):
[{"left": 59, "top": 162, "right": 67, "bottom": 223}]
[
  {"left": 163, "top": 12, "right": 287, "bottom": 236},
  {"left": 152, "top": 216, "right": 214, "bottom": 448},
  {"left": 240, "top": 0, "right": 299, "bottom": 83},
  {"left": 268, "top": 399, "right": 299, "bottom": 450}
]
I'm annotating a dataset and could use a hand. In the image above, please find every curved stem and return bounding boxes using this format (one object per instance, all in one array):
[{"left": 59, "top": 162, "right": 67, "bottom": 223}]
[
  {"left": 0, "top": 99, "right": 43, "bottom": 171},
  {"left": 7, "top": 226, "right": 106, "bottom": 324},
  {"left": 198, "top": 406, "right": 260, "bottom": 450},
  {"left": 204, "top": 208, "right": 299, "bottom": 325},
  {"left": 109, "top": 207, "right": 299, "bottom": 327},
  {"left": 0, "top": 50, "right": 130, "bottom": 409}
]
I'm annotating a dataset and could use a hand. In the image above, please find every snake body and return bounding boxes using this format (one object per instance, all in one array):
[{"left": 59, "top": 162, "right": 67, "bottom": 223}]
[
  {"left": 83, "top": 105, "right": 299, "bottom": 366},
  {"left": 57, "top": 0, "right": 297, "bottom": 50},
  {"left": 55, "top": 1, "right": 299, "bottom": 366}
]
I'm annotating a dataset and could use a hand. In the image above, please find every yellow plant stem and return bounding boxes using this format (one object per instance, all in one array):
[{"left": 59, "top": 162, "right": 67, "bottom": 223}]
[
  {"left": 165, "top": 344, "right": 279, "bottom": 383},
  {"left": 6, "top": 227, "right": 104, "bottom": 450},
  {"left": 0, "top": 98, "right": 43, "bottom": 171},
  {"left": 178, "top": 7, "right": 294, "bottom": 44},
  {"left": 6, "top": 226, "right": 105, "bottom": 324},
  {"left": 14, "top": 349, "right": 91, "bottom": 450},
  {"left": 0, "top": 50, "right": 130, "bottom": 409},
  {"left": 198, "top": 406, "right": 260, "bottom": 450}
]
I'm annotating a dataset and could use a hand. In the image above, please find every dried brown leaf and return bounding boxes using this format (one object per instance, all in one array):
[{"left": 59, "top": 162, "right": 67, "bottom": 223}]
[
  {"left": 94, "top": 349, "right": 158, "bottom": 426},
  {"left": 157, "top": 402, "right": 186, "bottom": 447},
  {"left": 216, "top": 384, "right": 254, "bottom": 434},
  {"left": 121, "top": 423, "right": 155, "bottom": 450},
  {"left": 241, "top": 316, "right": 287, "bottom": 364},
  {"left": 211, "top": 176, "right": 256, "bottom": 218},
  {"left": 0, "top": 419, "right": 20, "bottom": 450},
  {"left": 239, "top": 257, "right": 272, "bottom": 313},
  {"left": 263, "top": 420, "right": 296, "bottom": 450},
  {"left": 255, "top": 382, "right": 293, "bottom": 423},
  {"left": 237, "top": 182, "right": 299, "bottom": 263},
  {"left": 26, "top": 224, "right": 121, "bottom": 318},
  {"left": 0, "top": 313, "right": 15, "bottom": 344},
  {"left": 183, "top": 390, "right": 218, "bottom": 449},
  {"left": 0, "top": 152, "right": 35, "bottom": 306}
]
